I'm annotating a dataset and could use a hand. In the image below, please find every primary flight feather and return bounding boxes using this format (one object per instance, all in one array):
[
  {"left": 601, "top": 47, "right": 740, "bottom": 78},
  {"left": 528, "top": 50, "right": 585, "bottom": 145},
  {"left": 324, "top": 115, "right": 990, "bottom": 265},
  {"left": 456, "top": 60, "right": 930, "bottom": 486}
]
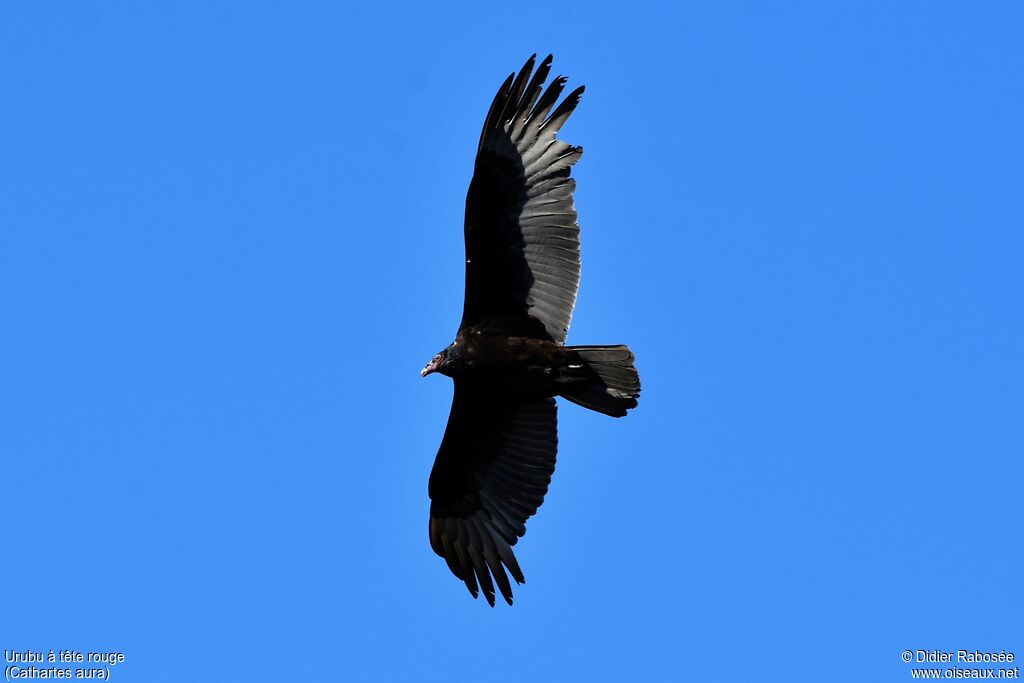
[{"left": 422, "top": 54, "right": 640, "bottom": 606}]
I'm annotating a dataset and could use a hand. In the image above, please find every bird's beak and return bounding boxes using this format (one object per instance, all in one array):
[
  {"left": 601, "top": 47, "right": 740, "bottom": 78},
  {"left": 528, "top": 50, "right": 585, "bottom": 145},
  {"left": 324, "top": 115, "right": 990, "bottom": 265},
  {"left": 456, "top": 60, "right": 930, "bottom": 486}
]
[{"left": 420, "top": 366, "right": 431, "bottom": 377}]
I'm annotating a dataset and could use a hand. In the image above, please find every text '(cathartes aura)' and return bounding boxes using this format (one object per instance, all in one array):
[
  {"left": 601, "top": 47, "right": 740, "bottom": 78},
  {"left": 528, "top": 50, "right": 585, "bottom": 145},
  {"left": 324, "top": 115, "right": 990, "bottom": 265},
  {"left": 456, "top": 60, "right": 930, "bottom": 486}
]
[{"left": 421, "top": 55, "right": 640, "bottom": 606}]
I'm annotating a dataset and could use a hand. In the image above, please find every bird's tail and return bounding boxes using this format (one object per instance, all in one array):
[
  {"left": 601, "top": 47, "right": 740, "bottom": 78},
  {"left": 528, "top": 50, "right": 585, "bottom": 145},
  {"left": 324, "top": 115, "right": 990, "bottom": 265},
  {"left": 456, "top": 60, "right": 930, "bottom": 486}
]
[{"left": 559, "top": 345, "right": 640, "bottom": 417}]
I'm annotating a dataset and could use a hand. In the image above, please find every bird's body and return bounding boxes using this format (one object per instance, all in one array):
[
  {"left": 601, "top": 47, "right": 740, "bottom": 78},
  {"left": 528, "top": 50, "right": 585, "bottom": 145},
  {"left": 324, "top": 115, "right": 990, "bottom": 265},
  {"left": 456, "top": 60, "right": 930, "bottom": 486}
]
[
  {"left": 435, "top": 329, "right": 568, "bottom": 393},
  {"left": 422, "top": 55, "right": 640, "bottom": 606},
  {"left": 430, "top": 328, "right": 636, "bottom": 407}
]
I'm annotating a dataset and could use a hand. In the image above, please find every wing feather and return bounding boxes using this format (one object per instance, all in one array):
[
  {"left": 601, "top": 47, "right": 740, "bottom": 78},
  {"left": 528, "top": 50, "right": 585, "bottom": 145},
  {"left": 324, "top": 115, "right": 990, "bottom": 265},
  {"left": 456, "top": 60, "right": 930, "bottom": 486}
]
[
  {"left": 428, "top": 382, "right": 557, "bottom": 605},
  {"left": 461, "top": 55, "right": 584, "bottom": 343}
]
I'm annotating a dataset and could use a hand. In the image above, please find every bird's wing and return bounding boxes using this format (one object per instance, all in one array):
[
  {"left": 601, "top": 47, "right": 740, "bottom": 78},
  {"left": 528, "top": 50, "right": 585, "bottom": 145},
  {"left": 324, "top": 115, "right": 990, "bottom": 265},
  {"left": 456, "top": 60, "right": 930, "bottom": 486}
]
[
  {"left": 428, "top": 381, "right": 557, "bottom": 606},
  {"left": 461, "top": 54, "right": 584, "bottom": 343}
]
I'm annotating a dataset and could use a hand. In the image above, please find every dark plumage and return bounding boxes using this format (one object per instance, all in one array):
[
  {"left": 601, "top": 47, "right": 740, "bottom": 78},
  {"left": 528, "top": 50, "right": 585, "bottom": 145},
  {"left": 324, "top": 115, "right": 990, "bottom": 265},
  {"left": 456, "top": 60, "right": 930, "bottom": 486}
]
[{"left": 422, "top": 55, "right": 641, "bottom": 606}]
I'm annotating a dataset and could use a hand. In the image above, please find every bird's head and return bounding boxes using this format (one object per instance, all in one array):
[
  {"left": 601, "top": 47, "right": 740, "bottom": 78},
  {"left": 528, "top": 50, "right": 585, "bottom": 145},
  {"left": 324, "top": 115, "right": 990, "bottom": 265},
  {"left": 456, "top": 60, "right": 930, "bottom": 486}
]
[{"left": 421, "top": 345, "right": 454, "bottom": 378}]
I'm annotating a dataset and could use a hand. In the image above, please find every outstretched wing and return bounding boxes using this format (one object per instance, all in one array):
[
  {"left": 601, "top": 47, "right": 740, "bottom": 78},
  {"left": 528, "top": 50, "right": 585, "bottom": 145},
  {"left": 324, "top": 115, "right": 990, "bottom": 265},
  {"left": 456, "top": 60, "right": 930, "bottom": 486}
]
[
  {"left": 461, "top": 54, "right": 584, "bottom": 343},
  {"left": 428, "top": 381, "right": 558, "bottom": 606}
]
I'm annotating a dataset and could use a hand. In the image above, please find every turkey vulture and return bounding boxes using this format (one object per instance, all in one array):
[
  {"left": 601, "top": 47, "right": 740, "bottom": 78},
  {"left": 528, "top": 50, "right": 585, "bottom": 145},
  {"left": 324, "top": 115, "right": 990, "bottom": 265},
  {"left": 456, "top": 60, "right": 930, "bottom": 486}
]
[{"left": 421, "top": 54, "right": 640, "bottom": 606}]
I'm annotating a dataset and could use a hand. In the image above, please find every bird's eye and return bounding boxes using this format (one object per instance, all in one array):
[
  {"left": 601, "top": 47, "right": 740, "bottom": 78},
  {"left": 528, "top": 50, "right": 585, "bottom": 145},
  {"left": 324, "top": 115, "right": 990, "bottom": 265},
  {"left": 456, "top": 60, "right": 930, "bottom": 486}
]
[{"left": 433, "top": 354, "right": 442, "bottom": 363}]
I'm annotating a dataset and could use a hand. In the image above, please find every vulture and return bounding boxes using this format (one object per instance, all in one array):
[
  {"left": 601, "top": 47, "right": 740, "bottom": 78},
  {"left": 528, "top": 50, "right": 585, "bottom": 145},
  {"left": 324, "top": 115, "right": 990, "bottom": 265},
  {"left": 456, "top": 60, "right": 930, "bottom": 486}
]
[{"left": 421, "top": 54, "right": 641, "bottom": 606}]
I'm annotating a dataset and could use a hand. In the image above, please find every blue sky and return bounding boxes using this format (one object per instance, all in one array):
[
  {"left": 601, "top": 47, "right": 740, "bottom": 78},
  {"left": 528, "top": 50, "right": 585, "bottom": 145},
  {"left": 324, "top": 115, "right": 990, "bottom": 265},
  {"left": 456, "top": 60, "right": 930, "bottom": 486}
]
[{"left": 2, "top": 2, "right": 1021, "bottom": 681}]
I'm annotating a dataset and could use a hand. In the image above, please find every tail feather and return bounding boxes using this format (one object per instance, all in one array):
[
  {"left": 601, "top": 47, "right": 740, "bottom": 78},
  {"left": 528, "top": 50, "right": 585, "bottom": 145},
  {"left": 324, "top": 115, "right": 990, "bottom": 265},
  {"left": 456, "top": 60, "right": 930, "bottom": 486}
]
[{"left": 559, "top": 345, "right": 640, "bottom": 417}]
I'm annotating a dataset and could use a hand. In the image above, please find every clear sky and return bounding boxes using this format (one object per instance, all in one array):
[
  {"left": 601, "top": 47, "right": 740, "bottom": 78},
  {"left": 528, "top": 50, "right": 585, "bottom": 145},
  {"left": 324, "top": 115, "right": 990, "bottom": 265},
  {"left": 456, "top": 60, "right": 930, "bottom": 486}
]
[{"left": 2, "top": 2, "right": 1022, "bottom": 681}]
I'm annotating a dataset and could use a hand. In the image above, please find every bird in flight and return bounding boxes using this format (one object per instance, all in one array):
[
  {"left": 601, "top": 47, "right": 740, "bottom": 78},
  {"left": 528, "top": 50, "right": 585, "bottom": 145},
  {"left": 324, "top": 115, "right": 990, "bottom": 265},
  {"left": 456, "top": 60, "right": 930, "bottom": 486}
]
[{"left": 421, "top": 55, "right": 640, "bottom": 606}]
